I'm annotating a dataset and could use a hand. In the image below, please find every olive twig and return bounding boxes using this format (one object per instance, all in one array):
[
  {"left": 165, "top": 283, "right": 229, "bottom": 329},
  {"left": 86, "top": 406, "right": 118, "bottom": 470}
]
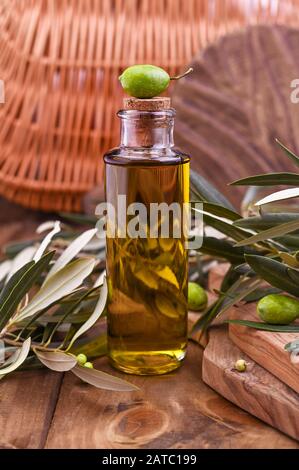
[{"left": 170, "top": 67, "right": 193, "bottom": 81}]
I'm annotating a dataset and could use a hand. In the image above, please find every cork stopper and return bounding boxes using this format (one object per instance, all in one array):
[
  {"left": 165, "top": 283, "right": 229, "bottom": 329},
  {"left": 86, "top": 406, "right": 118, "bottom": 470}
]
[{"left": 123, "top": 97, "right": 171, "bottom": 111}]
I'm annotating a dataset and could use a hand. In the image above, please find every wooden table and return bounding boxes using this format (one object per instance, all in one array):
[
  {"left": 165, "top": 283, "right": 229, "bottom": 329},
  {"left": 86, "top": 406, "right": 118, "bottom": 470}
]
[{"left": 0, "top": 198, "right": 298, "bottom": 449}]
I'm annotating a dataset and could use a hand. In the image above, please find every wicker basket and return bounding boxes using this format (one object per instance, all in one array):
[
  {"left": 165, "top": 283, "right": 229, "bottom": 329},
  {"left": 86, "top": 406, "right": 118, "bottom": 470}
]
[{"left": 0, "top": 0, "right": 298, "bottom": 212}]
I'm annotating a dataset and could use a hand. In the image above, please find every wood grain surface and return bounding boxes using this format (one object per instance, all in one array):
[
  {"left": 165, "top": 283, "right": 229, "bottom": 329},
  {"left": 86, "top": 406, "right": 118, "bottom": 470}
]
[
  {"left": 0, "top": 197, "right": 298, "bottom": 449},
  {"left": 229, "top": 303, "right": 299, "bottom": 394},
  {"left": 203, "top": 327, "right": 299, "bottom": 442},
  {"left": 0, "top": 371, "right": 62, "bottom": 449},
  {"left": 45, "top": 343, "right": 297, "bottom": 449}
]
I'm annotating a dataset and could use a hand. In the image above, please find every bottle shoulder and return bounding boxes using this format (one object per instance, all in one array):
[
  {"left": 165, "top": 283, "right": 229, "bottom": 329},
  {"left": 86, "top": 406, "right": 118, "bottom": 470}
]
[{"left": 104, "top": 147, "right": 190, "bottom": 166}]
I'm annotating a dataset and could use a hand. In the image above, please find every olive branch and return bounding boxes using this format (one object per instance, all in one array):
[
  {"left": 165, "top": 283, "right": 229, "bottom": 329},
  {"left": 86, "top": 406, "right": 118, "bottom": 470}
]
[
  {"left": 190, "top": 139, "right": 299, "bottom": 362},
  {"left": 0, "top": 221, "right": 138, "bottom": 391}
]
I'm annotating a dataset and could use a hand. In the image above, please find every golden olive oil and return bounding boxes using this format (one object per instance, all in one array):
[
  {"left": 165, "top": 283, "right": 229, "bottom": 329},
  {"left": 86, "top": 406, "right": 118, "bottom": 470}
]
[{"left": 104, "top": 99, "right": 190, "bottom": 375}]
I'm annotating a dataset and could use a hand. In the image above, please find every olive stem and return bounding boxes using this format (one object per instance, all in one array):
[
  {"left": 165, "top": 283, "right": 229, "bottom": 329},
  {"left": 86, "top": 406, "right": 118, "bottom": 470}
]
[{"left": 170, "top": 67, "right": 193, "bottom": 81}]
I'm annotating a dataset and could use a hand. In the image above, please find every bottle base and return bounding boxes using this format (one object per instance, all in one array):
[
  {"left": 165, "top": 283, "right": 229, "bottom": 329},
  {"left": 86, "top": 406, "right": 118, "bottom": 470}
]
[{"left": 109, "top": 348, "right": 186, "bottom": 375}]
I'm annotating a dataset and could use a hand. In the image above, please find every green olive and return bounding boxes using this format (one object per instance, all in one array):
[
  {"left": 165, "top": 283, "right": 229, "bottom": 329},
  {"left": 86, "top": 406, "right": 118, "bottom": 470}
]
[
  {"left": 234, "top": 359, "right": 247, "bottom": 372},
  {"left": 188, "top": 282, "right": 208, "bottom": 311},
  {"left": 84, "top": 362, "right": 94, "bottom": 369},
  {"left": 257, "top": 294, "right": 299, "bottom": 325},
  {"left": 119, "top": 64, "right": 193, "bottom": 99},
  {"left": 76, "top": 353, "right": 87, "bottom": 366},
  {"left": 119, "top": 65, "right": 169, "bottom": 98}
]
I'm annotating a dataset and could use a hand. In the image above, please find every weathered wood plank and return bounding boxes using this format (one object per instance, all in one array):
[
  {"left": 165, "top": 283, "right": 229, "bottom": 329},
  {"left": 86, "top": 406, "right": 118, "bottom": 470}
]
[
  {"left": 203, "top": 327, "right": 299, "bottom": 442},
  {"left": 45, "top": 343, "right": 297, "bottom": 449},
  {"left": 229, "top": 303, "right": 299, "bottom": 394},
  {"left": 0, "top": 371, "right": 62, "bottom": 449}
]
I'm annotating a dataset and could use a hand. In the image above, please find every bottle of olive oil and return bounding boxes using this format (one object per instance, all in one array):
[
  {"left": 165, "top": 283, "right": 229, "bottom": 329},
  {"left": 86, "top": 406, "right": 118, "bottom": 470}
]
[{"left": 104, "top": 97, "right": 190, "bottom": 375}]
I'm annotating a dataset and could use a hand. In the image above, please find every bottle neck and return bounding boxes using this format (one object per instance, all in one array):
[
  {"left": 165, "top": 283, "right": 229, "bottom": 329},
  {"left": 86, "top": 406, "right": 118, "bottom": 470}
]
[{"left": 118, "top": 109, "right": 175, "bottom": 149}]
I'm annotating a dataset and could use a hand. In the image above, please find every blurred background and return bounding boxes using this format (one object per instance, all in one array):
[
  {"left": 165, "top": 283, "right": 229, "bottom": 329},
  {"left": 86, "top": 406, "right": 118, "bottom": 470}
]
[{"left": 0, "top": 0, "right": 299, "bottom": 215}]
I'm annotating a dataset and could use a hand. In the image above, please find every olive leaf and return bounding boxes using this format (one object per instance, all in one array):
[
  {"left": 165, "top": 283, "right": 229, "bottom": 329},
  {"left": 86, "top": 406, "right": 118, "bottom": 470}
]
[
  {"left": 159, "top": 238, "right": 175, "bottom": 251},
  {"left": 135, "top": 169, "right": 165, "bottom": 204},
  {"left": 6, "top": 246, "right": 37, "bottom": 283},
  {"left": 17, "top": 289, "right": 97, "bottom": 334},
  {"left": 71, "top": 364, "right": 139, "bottom": 391},
  {"left": 155, "top": 266, "right": 179, "bottom": 289},
  {"left": 33, "top": 221, "right": 61, "bottom": 262},
  {"left": 198, "top": 211, "right": 251, "bottom": 242},
  {"left": 4, "top": 240, "right": 35, "bottom": 258},
  {"left": 82, "top": 238, "right": 106, "bottom": 252},
  {"left": 59, "top": 212, "right": 98, "bottom": 226},
  {"left": 198, "top": 236, "right": 254, "bottom": 264},
  {"left": 36, "top": 221, "right": 60, "bottom": 233},
  {"left": 70, "top": 335, "right": 107, "bottom": 359},
  {"left": 0, "top": 252, "right": 55, "bottom": 332},
  {"left": 42, "top": 287, "right": 100, "bottom": 346},
  {"left": 134, "top": 269, "right": 159, "bottom": 289},
  {"left": 155, "top": 294, "right": 178, "bottom": 318},
  {"left": 0, "top": 338, "right": 31, "bottom": 376},
  {"left": 0, "top": 346, "right": 18, "bottom": 367},
  {"left": 66, "top": 278, "right": 108, "bottom": 350},
  {"left": 16, "top": 303, "right": 58, "bottom": 340},
  {"left": 215, "top": 276, "right": 261, "bottom": 318},
  {"left": 34, "top": 349, "right": 77, "bottom": 372},
  {"left": 278, "top": 252, "right": 299, "bottom": 268},
  {"left": 41, "top": 323, "right": 56, "bottom": 344},
  {"left": 45, "top": 228, "right": 98, "bottom": 281},
  {"left": 192, "top": 201, "right": 240, "bottom": 221},
  {"left": 278, "top": 235, "right": 299, "bottom": 250},
  {"left": 3, "top": 231, "right": 75, "bottom": 259},
  {"left": 234, "top": 214, "right": 298, "bottom": 231},
  {"left": 227, "top": 319, "right": 299, "bottom": 333},
  {"left": 235, "top": 219, "right": 299, "bottom": 247},
  {"left": 285, "top": 339, "right": 299, "bottom": 352},
  {"left": 192, "top": 276, "right": 261, "bottom": 334},
  {"left": 190, "top": 169, "right": 236, "bottom": 211},
  {"left": 17, "top": 258, "right": 95, "bottom": 321},
  {"left": 244, "top": 287, "right": 281, "bottom": 302},
  {"left": 220, "top": 266, "right": 242, "bottom": 292},
  {"left": 0, "top": 341, "right": 5, "bottom": 365},
  {"left": 275, "top": 139, "right": 299, "bottom": 168},
  {"left": 245, "top": 254, "right": 299, "bottom": 297},
  {"left": 93, "top": 270, "right": 106, "bottom": 288},
  {"left": 286, "top": 267, "right": 299, "bottom": 284},
  {"left": 38, "top": 309, "right": 92, "bottom": 325},
  {"left": 0, "top": 260, "right": 12, "bottom": 283},
  {"left": 256, "top": 188, "right": 299, "bottom": 206},
  {"left": 191, "top": 298, "right": 223, "bottom": 335},
  {"left": 231, "top": 173, "right": 299, "bottom": 186}
]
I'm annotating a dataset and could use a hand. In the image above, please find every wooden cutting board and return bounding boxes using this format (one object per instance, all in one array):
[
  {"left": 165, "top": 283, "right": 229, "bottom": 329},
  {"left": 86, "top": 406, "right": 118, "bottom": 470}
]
[
  {"left": 229, "top": 303, "right": 299, "bottom": 394},
  {"left": 202, "top": 326, "right": 299, "bottom": 441}
]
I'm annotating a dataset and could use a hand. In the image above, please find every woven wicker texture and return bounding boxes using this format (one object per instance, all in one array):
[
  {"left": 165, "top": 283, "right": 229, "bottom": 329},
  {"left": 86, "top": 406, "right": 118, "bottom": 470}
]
[{"left": 1, "top": 0, "right": 299, "bottom": 212}]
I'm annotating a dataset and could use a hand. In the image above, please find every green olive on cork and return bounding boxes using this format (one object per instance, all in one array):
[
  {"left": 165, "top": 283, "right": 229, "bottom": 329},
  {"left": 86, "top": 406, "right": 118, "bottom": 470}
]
[{"left": 119, "top": 64, "right": 193, "bottom": 99}]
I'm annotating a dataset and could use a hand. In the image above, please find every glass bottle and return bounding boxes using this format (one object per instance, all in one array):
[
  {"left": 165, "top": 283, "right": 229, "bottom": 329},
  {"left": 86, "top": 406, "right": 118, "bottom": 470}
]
[{"left": 104, "top": 97, "right": 190, "bottom": 375}]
